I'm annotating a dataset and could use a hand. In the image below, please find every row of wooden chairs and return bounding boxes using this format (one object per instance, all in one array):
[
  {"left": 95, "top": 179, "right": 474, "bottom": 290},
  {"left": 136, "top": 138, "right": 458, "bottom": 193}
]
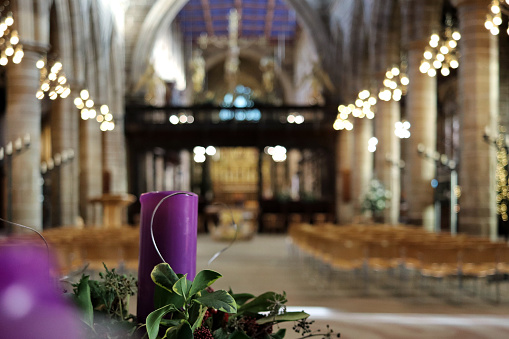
[
  {"left": 288, "top": 223, "right": 509, "bottom": 302},
  {"left": 38, "top": 226, "right": 140, "bottom": 275}
]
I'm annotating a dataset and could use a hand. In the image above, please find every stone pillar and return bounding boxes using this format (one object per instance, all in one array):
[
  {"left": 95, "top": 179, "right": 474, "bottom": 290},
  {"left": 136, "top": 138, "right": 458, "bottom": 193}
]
[
  {"left": 103, "top": 126, "right": 128, "bottom": 194},
  {"left": 336, "top": 131, "right": 354, "bottom": 224},
  {"left": 50, "top": 96, "right": 78, "bottom": 226},
  {"left": 374, "top": 100, "right": 401, "bottom": 224},
  {"left": 6, "top": 46, "right": 45, "bottom": 230},
  {"left": 401, "top": 0, "right": 442, "bottom": 230},
  {"left": 405, "top": 41, "right": 437, "bottom": 230},
  {"left": 103, "top": 103, "right": 128, "bottom": 194},
  {"left": 352, "top": 118, "right": 374, "bottom": 220},
  {"left": 454, "top": 0, "right": 498, "bottom": 237},
  {"left": 79, "top": 117, "right": 103, "bottom": 225}
]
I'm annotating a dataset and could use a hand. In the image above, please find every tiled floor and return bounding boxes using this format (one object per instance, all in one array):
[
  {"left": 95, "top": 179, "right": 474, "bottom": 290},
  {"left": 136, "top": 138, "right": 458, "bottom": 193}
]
[{"left": 196, "top": 234, "right": 509, "bottom": 339}]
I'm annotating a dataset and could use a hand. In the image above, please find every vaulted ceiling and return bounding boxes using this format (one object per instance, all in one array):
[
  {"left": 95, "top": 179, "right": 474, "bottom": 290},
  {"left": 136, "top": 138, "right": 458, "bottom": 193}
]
[{"left": 176, "top": 0, "right": 299, "bottom": 43}]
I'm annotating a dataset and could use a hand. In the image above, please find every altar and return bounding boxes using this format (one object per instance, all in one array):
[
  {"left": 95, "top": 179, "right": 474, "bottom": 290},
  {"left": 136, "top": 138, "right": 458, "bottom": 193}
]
[{"left": 89, "top": 193, "right": 136, "bottom": 228}]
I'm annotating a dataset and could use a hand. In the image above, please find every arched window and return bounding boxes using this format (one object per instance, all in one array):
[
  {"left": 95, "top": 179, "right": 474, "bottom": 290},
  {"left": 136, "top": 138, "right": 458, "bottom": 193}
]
[{"left": 219, "top": 85, "right": 261, "bottom": 122}]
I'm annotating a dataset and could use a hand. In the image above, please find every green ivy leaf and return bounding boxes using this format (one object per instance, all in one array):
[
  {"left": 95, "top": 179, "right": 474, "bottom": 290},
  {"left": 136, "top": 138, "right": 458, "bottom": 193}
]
[
  {"left": 154, "top": 285, "right": 185, "bottom": 310},
  {"left": 237, "top": 292, "right": 277, "bottom": 315},
  {"left": 73, "top": 275, "right": 94, "bottom": 328},
  {"left": 228, "top": 330, "right": 251, "bottom": 339},
  {"left": 231, "top": 293, "right": 255, "bottom": 306},
  {"left": 194, "top": 290, "right": 237, "bottom": 314},
  {"left": 146, "top": 304, "right": 178, "bottom": 339},
  {"left": 256, "top": 311, "right": 309, "bottom": 325},
  {"left": 188, "top": 270, "right": 222, "bottom": 297},
  {"left": 190, "top": 304, "right": 208, "bottom": 332},
  {"left": 269, "top": 329, "right": 287, "bottom": 339},
  {"left": 213, "top": 328, "right": 231, "bottom": 339},
  {"left": 151, "top": 263, "right": 180, "bottom": 292},
  {"left": 172, "top": 275, "right": 189, "bottom": 297},
  {"left": 164, "top": 321, "right": 193, "bottom": 339},
  {"left": 160, "top": 319, "right": 183, "bottom": 328}
]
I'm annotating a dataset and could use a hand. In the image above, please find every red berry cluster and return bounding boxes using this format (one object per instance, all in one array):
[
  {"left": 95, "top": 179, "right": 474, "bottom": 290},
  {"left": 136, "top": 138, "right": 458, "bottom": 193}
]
[
  {"left": 193, "top": 327, "right": 213, "bottom": 339},
  {"left": 238, "top": 316, "right": 273, "bottom": 338},
  {"left": 203, "top": 307, "right": 218, "bottom": 321}
]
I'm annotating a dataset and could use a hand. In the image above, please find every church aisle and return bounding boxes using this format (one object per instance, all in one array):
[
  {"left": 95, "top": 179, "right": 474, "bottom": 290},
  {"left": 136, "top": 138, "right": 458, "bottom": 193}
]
[{"left": 197, "top": 234, "right": 509, "bottom": 338}]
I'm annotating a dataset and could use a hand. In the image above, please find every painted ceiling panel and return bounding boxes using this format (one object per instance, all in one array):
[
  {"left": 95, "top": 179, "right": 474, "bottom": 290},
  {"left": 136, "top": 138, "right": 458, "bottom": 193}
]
[{"left": 176, "top": 0, "right": 298, "bottom": 43}]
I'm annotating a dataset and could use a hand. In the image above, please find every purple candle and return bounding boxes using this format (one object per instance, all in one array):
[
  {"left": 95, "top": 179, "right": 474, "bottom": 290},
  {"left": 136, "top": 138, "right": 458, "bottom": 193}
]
[
  {"left": 0, "top": 243, "right": 84, "bottom": 339},
  {"left": 137, "top": 191, "right": 198, "bottom": 321}
]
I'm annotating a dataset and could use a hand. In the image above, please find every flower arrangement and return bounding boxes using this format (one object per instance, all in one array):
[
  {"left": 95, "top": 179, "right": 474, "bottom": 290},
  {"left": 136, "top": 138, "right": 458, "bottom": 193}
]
[
  {"left": 70, "top": 264, "right": 340, "bottom": 339},
  {"left": 361, "top": 179, "right": 391, "bottom": 218}
]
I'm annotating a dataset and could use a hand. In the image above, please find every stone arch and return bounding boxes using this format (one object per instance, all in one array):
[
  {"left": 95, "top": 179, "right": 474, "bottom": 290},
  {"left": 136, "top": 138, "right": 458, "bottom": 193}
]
[
  {"left": 48, "top": 0, "right": 74, "bottom": 76},
  {"left": 205, "top": 49, "right": 294, "bottom": 104},
  {"left": 327, "top": 1, "right": 347, "bottom": 100},
  {"left": 104, "top": 27, "right": 128, "bottom": 194},
  {"left": 68, "top": 0, "right": 86, "bottom": 84},
  {"left": 130, "top": 0, "right": 328, "bottom": 99},
  {"left": 129, "top": 0, "right": 187, "bottom": 90},
  {"left": 12, "top": 0, "right": 37, "bottom": 42},
  {"left": 284, "top": 0, "right": 332, "bottom": 72},
  {"left": 89, "top": 0, "right": 107, "bottom": 102},
  {"left": 347, "top": 0, "right": 366, "bottom": 98},
  {"left": 370, "top": 0, "right": 402, "bottom": 75}
]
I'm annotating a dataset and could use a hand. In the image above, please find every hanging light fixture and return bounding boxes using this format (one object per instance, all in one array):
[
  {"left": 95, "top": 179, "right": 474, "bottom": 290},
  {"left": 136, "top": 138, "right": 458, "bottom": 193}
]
[
  {"left": 395, "top": 120, "right": 411, "bottom": 139},
  {"left": 484, "top": 0, "right": 509, "bottom": 35},
  {"left": 0, "top": 3, "right": 23, "bottom": 66},
  {"left": 420, "top": 14, "right": 460, "bottom": 78},
  {"left": 73, "top": 89, "right": 115, "bottom": 131},
  {"left": 379, "top": 61, "right": 409, "bottom": 102},
  {"left": 36, "top": 57, "right": 71, "bottom": 100},
  {"left": 333, "top": 89, "right": 376, "bottom": 131}
]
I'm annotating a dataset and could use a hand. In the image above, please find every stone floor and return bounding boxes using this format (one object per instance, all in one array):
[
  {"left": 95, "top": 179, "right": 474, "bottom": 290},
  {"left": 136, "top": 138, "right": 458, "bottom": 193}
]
[{"left": 196, "top": 234, "right": 509, "bottom": 339}]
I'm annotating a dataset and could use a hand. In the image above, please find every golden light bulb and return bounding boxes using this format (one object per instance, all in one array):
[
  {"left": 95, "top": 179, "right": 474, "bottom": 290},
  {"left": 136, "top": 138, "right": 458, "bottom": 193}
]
[{"left": 80, "top": 89, "right": 89, "bottom": 100}]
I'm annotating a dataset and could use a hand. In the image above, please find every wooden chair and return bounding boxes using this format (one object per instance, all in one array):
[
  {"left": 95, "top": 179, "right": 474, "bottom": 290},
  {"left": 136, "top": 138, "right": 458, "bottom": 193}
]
[
  {"left": 417, "top": 245, "right": 461, "bottom": 299},
  {"left": 460, "top": 243, "right": 499, "bottom": 301}
]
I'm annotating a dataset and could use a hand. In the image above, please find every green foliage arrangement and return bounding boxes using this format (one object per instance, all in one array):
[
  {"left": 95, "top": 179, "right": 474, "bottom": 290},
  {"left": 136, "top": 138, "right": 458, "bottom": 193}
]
[
  {"left": 71, "top": 264, "right": 138, "bottom": 339},
  {"left": 361, "top": 179, "right": 391, "bottom": 216},
  {"left": 70, "top": 264, "right": 340, "bottom": 339}
]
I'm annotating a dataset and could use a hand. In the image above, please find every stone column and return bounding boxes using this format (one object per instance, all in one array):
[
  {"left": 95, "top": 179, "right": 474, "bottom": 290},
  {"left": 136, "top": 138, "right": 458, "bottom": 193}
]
[
  {"left": 336, "top": 131, "right": 354, "bottom": 224},
  {"left": 103, "top": 114, "right": 128, "bottom": 194},
  {"left": 374, "top": 100, "right": 401, "bottom": 224},
  {"left": 50, "top": 95, "right": 78, "bottom": 226},
  {"left": 454, "top": 0, "right": 498, "bottom": 237},
  {"left": 352, "top": 118, "right": 374, "bottom": 221},
  {"left": 401, "top": 0, "right": 443, "bottom": 230},
  {"left": 79, "top": 117, "right": 103, "bottom": 225},
  {"left": 6, "top": 46, "right": 46, "bottom": 230},
  {"left": 404, "top": 41, "right": 437, "bottom": 230}
]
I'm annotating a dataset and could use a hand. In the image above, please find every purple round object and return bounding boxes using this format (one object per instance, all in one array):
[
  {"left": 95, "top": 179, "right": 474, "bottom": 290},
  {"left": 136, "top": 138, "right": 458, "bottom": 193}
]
[{"left": 0, "top": 244, "right": 84, "bottom": 339}]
